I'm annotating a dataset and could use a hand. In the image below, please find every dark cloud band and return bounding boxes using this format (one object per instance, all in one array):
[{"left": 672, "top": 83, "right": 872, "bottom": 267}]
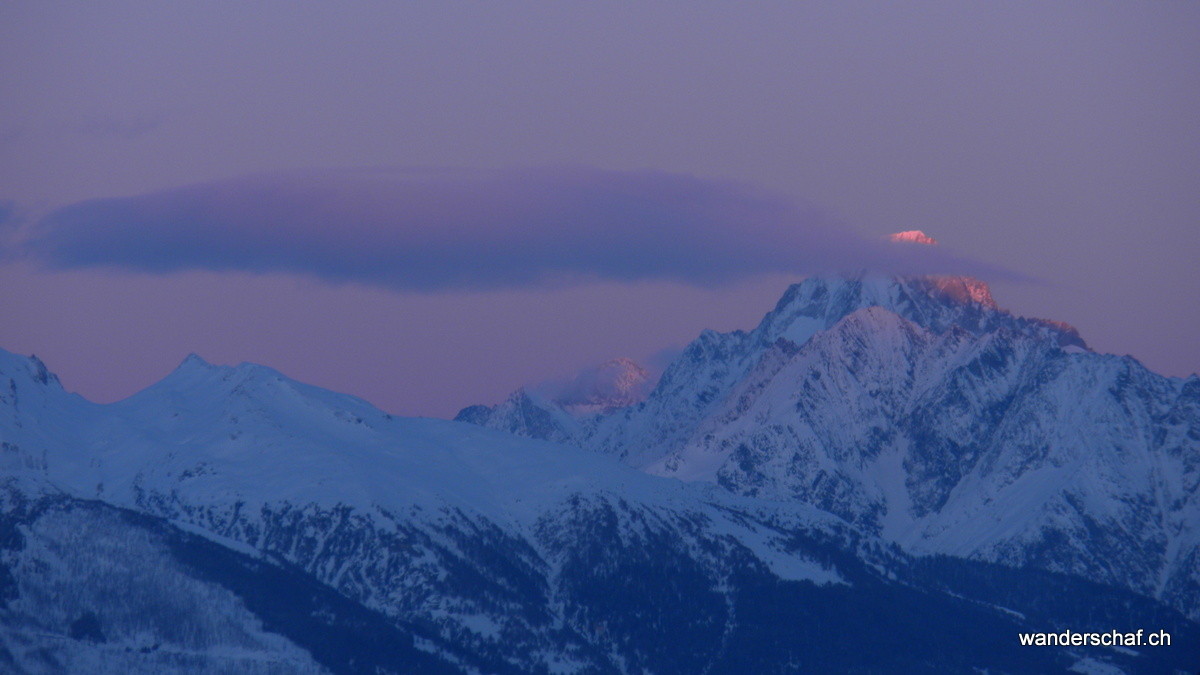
[{"left": 15, "top": 167, "right": 1015, "bottom": 290}]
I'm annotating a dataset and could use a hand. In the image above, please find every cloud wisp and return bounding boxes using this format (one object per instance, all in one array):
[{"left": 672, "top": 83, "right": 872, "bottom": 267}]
[{"left": 13, "top": 167, "right": 1016, "bottom": 291}]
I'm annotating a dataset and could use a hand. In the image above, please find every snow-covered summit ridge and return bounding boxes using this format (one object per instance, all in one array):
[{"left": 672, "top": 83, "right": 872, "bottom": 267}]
[
  {"left": 755, "top": 234, "right": 1002, "bottom": 332},
  {"left": 0, "top": 345, "right": 848, "bottom": 535},
  {"left": 752, "top": 271, "right": 1073, "bottom": 351},
  {"left": 125, "top": 352, "right": 390, "bottom": 421},
  {"left": 725, "top": 230, "right": 1063, "bottom": 345}
]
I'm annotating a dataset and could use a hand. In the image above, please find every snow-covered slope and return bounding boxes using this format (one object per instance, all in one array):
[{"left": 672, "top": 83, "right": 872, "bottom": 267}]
[
  {"left": 0, "top": 474, "right": 483, "bottom": 674},
  {"left": 0, "top": 478, "right": 326, "bottom": 674},
  {"left": 652, "top": 302, "right": 1198, "bottom": 615},
  {"left": 0, "top": 349, "right": 874, "bottom": 672}
]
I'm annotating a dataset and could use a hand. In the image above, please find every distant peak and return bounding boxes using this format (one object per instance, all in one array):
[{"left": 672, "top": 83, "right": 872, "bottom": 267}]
[
  {"left": 888, "top": 230, "right": 938, "bottom": 245},
  {"left": 551, "top": 357, "right": 653, "bottom": 414},
  {"left": 136, "top": 355, "right": 306, "bottom": 407},
  {"left": 180, "top": 353, "right": 212, "bottom": 368},
  {"left": 590, "top": 358, "right": 650, "bottom": 382}
]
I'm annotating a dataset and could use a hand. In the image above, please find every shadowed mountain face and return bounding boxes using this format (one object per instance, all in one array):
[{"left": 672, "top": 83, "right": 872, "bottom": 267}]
[{"left": 458, "top": 271, "right": 1200, "bottom": 626}]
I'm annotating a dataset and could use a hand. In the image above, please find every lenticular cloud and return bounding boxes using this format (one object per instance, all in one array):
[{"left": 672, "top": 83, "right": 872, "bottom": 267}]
[{"left": 16, "top": 166, "right": 1010, "bottom": 290}]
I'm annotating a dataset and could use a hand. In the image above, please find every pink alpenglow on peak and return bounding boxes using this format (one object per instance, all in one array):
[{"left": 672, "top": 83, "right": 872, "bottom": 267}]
[
  {"left": 888, "top": 230, "right": 939, "bottom": 246},
  {"left": 929, "top": 275, "right": 997, "bottom": 309},
  {"left": 886, "top": 230, "right": 995, "bottom": 307},
  {"left": 552, "top": 358, "right": 653, "bottom": 415}
]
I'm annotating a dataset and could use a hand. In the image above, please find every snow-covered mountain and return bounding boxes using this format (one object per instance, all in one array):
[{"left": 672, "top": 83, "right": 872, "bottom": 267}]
[
  {"left": 458, "top": 263, "right": 1199, "bottom": 626},
  {"left": 4, "top": 347, "right": 1197, "bottom": 672}
]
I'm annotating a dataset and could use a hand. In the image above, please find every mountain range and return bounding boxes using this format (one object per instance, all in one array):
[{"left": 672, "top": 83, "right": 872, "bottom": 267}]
[{"left": 2, "top": 233, "right": 1198, "bottom": 673}]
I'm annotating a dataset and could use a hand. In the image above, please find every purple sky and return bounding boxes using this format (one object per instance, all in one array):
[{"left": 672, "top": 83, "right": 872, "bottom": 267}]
[{"left": 1, "top": 3, "right": 1197, "bottom": 417}]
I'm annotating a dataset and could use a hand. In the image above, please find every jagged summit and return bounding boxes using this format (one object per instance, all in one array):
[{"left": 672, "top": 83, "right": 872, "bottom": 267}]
[
  {"left": 750, "top": 227, "right": 1081, "bottom": 348},
  {"left": 888, "top": 229, "right": 939, "bottom": 245},
  {"left": 751, "top": 272, "right": 1076, "bottom": 351}
]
